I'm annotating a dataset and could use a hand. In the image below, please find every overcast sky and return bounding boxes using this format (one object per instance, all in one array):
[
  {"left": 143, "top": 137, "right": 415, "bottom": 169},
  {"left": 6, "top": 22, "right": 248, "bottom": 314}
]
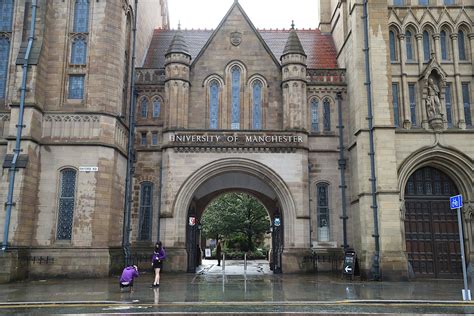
[{"left": 167, "top": 0, "right": 320, "bottom": 30}]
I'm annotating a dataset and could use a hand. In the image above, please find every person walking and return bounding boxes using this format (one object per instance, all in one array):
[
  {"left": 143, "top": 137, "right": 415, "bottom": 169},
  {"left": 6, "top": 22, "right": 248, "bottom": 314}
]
[
  {"left": 119, "top": 265, "right": 139, "bottom": 292},
  {"left": 151, "top": 241, "right": 166, "bottom": 288},
  {"left": 216, "top": 240, "right": 222, "bottom": 266}
]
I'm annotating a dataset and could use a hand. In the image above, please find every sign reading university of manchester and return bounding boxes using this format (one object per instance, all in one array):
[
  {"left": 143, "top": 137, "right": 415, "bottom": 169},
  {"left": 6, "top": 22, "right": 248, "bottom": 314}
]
[{"left": 169, "top": 133, "right": 304, "bottom": 144}]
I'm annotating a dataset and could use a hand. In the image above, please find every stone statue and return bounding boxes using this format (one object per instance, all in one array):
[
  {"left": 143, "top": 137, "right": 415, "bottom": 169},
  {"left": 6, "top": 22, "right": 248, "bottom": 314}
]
[{"left": 425, "top": 78, "right": 442, "bottom": 120}]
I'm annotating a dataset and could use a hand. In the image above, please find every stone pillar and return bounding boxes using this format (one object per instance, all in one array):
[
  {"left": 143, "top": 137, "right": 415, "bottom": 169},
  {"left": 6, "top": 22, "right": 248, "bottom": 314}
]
[
  {"left": 469, "top": 33, "right": 474, "bottom": 74},
  {"left": 416, "top": 33, "right": 424, "bottom": 73},
  {"left": 450, "top": 33, "right": 466, "bottom": 129},
  {"left": 433, "top": 33, "right": 440, "bottom": 62},
  {"left": 399, "top": 34, "right": 411, "bottom": 129}
]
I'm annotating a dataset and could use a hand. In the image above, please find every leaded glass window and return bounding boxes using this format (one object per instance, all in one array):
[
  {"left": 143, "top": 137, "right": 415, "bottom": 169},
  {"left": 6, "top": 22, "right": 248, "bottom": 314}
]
[
  {"left": 419, "top": 0, "right": 429, "bottom": 5},
  {"left": 440, "top": 30, "right": 448, "bottom": 60},
  {"left": 209, "top": 80, "right": 219, "bottom": 129},
  {"left": 0, "top": 0, "right": 14, "bottom": 31},
  {"left": 68, "top": 75, "right": 85, "bottom": 99},
  {"left": 71, "top": 36, "right": 87, "bottom": 65},
  {"left": 231, "top": 66, "right": 241, "bottom": 129},
  {"left": 73, "top": 0, "right": 89, "bottom": 33},
  {"left": 138, "top": 182, "right": 153, "bottom": 241},
  {"left": 462, "top": 83, "right": 472, "bottom": 127},
  {"left": 392, "top": 83, "right": 400, "bottom": 127},
  {"left": 444, "top": 0, "right": 454, "bottom": 5},
  {"left": 152, "top": 132, "right": 158, "bottom": 145},
  {"left": 323, "top": 98, "right": 331, "bottom": 131},
  {"left": 445, "top": 83, "right": 452, "bottom": 127},
  {"left": 406, "top": 31, "right": 413, "bottom": 61},
  {"left": 0, "top": 36, "right": 10, "bottom": 99},
  {"left": 311, "top": 99, "right": 319, "bottom": 132},
  {"left": 389, "top": 31, "right": 397, "bottom": 62},
  {"left": 141, "top": 97, "right": 148, "bottom": 118},
  {"left": 56, "top": 169, "right": 77, "bottom": 240},
  {"left": 393, "top": 0, "right": 404, "bottom": 5},
  {"left": 141, "top": 132, "right": 147, "bottom": 145},
  {"left": 423, "top": 31, "right": 431, "bottom": 62},
  {"left": 317, "top": 183, "right": 330, "bottom": 242},
  {"left": 152, "top": 98, "right": 160, "bottom": 118},
  {"left": 409, "top": 83, "right": 417, "bottom": 126},
  {"left": 252, "top": 80, "right": 262, "bottom": 129},
  {"left": 458, "top": 30, "right": 466, "bottom": 61}
]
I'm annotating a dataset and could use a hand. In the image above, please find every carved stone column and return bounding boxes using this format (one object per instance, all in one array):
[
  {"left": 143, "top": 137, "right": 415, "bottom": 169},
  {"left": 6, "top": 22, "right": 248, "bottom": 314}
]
[
  {"left": 450, "top": 33, "right": 466, "bottom": 129},
  {"left": 432, "top": 33, "right": 441, "bottom": 62},
  {"left": 399, "top": 34, "right": 411, "bottom": 128},
  {"left": 416, "top": 33, "right": 424, "bottom": 73}
]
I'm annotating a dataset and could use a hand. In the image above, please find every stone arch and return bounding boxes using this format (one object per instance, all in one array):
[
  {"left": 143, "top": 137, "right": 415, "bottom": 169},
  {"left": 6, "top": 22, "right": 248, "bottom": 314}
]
[{"left": 173, "top": 158, "right": 297, "bottom": 247}]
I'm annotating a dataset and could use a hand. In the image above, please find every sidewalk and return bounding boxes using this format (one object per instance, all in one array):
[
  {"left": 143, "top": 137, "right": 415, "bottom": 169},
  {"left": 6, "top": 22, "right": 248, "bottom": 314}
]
[{"left": 0, "top": 260, "right": 473, "bottom": 314}]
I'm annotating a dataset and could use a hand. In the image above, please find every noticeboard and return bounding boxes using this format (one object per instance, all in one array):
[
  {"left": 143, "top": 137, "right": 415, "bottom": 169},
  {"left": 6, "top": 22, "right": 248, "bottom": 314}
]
[{"left": 342, "top": 250, "right": 356, "bottom": 277}]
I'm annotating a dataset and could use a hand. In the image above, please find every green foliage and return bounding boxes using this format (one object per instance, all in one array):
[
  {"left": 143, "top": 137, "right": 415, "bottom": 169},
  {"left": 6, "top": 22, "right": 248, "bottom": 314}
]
[{"left": 201, "top": 192, "right": 270, "bottom": 252}]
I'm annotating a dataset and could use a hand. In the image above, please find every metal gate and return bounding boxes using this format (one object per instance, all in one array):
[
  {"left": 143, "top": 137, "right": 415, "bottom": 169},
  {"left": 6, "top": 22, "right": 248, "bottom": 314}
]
[{"left": 404, "top": 166, "right": 462, "bottom": 278}]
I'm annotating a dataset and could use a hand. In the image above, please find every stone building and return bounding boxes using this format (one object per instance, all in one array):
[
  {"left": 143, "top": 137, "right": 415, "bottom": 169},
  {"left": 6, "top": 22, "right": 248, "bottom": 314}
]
[{"left": 0, "top": 0, "right": 472, "bottom": 282}]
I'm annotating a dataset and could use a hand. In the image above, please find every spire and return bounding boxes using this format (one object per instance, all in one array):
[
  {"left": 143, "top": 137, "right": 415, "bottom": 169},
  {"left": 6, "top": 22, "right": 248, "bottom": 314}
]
[
  {"left": 166, "top": 27, "right": 190, "bottom": 56},
  {"left": 281, "top": 21, "right": 306, "bottom": 57}
]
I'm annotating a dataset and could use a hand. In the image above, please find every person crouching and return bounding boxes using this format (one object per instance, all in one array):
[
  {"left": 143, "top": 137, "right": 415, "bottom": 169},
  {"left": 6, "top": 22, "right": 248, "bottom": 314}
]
[{"left": 119, "top": 265, "right": 139, "bottom": 292}]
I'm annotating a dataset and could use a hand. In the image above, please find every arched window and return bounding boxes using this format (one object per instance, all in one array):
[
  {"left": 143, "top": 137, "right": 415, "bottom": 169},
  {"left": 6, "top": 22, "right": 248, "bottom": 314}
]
[
  {"left": 71, "top": 36, "right": 87, "bottom": 65},
  {"left": 252, "top": 80, "right": 262, "bottom": 129},
  {"left": 445, "top": 82, "right": 452, "bottom": 127},
  {"left": 423, "top": 30, "right": 431, "bottom": 62},
  {"left": 209, "top": 80, "right": 219, "bottom": 129},
  {"left": 310, "top": 98, "right": 319, "bottom": 132},
  {"left": 406, "top": 30, "right": 414, "bottom": 61},
  {"left": 152, "top": 98, "right": 161, "bottom": 118},
  {"left": 231, "top": 66, "right": 241, "bottom": 129},
  {"left": 323, "top": 98, "right": 331, "bottom": 131},
  {"left": 0, "top": 36, "right": 10, "bottom": 99},
  {"left": 440, "top": 30, "right": 448, "bottom": 61},
  {"left": 140, "top": 97, "right": 148, "bottom": 118},
  {"left": 56, "top": 168, "right": 77, "bottom": 240},
  {"left": 389, "top": 30, "right": 397, "bottom": 62},
  {"left": 0, "top": 0, "right": 14, "bottom": 31},
  {"left": 73, "top": 0, "right": 89, "bottom": 33},
  {"left": 138, "top": 182, "right": 153, "bottom": 241},
  {"left": 317, "top": 183, "right": 330, "bottom": 242},
  {"left": 458, "top": 30, "right": 466, "bottom": 61}
]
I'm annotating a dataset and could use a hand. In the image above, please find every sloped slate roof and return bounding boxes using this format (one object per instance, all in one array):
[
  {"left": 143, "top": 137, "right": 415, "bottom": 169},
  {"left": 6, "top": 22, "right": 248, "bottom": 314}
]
[{"left": 142, "top": 28, "right": 338, "bottom": 69}]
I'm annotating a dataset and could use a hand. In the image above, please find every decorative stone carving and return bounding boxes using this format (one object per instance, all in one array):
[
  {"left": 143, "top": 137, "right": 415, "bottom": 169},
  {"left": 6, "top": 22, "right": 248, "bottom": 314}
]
[
  {"left": 230, "top": 31, "right": 242, "bottom": 46},
  {"left": 420, "top": 56, "right": 447, "bottom": 131},
  {"left": 425, "top": 78, "right": 443, "bottom": 120}
]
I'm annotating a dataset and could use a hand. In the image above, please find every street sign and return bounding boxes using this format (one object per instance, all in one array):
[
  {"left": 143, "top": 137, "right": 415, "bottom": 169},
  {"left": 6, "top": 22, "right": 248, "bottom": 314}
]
[
  {"left": 188, "top": 217, "right": 196, "bottom": 226},
  {"left": 450, "top": 195, "right": 463, "bottom": 210},
  {"left": 342, "top": 249, "right": 356, "bottom": 279},
  {"left": 274, "top": 217, "right": 281, "bottom": 227}
]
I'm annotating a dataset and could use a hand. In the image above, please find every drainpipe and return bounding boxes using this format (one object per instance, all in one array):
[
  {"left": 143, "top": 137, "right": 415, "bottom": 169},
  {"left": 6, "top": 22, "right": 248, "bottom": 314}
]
[
  {"left": 362, "top": 0, "right": 381, "bottom": 280},
  {"left": 156, "top": 160, "right": 162, "bottom": 242},
  {"left": 122, "top": 0, "right": 139, "bottom": 267},
  {"left": 2, "top": 0, "right": 38, "bottom": 252},
  {"left": 336, "top": 92, "right": 348, "bottom": 250},
  {"left": 308, "top": 162, "right": 312, "bottom": 248}
]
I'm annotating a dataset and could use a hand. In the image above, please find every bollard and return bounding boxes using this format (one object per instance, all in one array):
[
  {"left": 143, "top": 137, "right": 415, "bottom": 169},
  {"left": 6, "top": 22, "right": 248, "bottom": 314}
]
[
  {"left": 244, "top": 252, "right": 247, "bottom": 272},
  {"left": 222, "top": 253, "right": 225, "bottom": 271}
]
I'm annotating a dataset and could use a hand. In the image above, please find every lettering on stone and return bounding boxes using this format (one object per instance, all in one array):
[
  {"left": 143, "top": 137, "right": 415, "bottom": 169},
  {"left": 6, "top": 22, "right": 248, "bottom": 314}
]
[{"left": 169, "top": 133, "right": 304, "bottom": 144}]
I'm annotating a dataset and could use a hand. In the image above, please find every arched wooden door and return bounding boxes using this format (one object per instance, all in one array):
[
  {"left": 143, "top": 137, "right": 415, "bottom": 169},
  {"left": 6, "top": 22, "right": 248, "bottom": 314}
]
[{"left": 404, "top": 166, "right": 462, "bottom": 278}]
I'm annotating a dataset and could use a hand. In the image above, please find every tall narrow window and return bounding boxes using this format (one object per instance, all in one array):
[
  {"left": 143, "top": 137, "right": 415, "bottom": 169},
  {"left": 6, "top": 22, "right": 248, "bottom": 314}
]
[
  {"left": 323, "top": 98, "right": 331, "bottom": 131},
  {"left": 392, "top": 83, "right": 400, "bottom": 127},
  {"left": 419, "top": 0, "right": 429, "bottom": 5},
  {"left": 406, "top": 30, "right": 413, "bottom": 61},
  {"left": 231, "top": 66, "right": 241, "bottom": 129},
  {"left": 423, "top": 31, "right": 431, "bottom": 62},
  {"left": 440, "top": 30, "right": 448, "bottom": 60},
  {"left": 458, "top": 30, "right": 466, "bottom": 61},
  {"left": 0, "top": 0, "right": 14, "bottom": 31},
  {"left": 56, "top": 169, "right": 77, "bottom": 240},
  {"left": 0, "top": 36, "right": 10, "bottom": 99},
  {"left": 68, "top": 75, "right": 85, "bottom": 99},
  {"left": 311, "top": 98, "right": 319, "bottom": 132},
  {"left": 393, "top": 0, "right": 404, "bottom": 5},
  {"left": 73, "top": 0, "right": 89, "bottom": 33},
  {"left": 152, "top": 98, "right": 161, "bottom": 118},
  {"left": 317, "top": 183, "right": 330, "bottom": 242},
  {"left": 141, "top": 97, "right": 148, "bottom": 118},
  {"left": 389, "top": 30, "right": 397, "bottom": 62},
  {"left": 151, "top": 132, "right": 158, "bottom": 145},
  {"left": 445, "top": 83, "right": 452, "bottom": 127},
  {"left": 71, "top": 36, "right": 87, "bottom": 65},
  {"left": 409, "top": 83, "right": 417, "bottom": 126},
  {"left": 140, "top": 132, "right": 147, "bottom": 145},
  {"left": 252, "top": 80, "right": 262, "bottom": 129},
  {"left": 444, "top": 0, "right": 454, "bottom": 4},
  {"left": 462, "top": 83, "right": 472, "bottom": 127},
  {"left": 138, "top": 182, "right": 153, "bottom": 241},
  {"left": 209, "top": 80, "right": 219, "bottom": 129}
]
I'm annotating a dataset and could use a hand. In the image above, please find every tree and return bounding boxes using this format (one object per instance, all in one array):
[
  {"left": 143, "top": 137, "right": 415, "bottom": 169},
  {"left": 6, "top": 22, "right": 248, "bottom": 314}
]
[{"left": 201, "top": 192, "right": 270, "bottom": 251}]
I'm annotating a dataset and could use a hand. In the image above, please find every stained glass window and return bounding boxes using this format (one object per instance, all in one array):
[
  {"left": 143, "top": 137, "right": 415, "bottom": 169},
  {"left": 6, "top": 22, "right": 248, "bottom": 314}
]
[
  {"left": 323, "top": 98, "right": 331, "bottom": 131},
  {"left": 0, "top": 36, "right": 10, "bottom": 99},
  {"left": 56, "top": 169, "right": 77, "bottom": 240},
  {"left": 409, "top": 83, "right": 417, "bottom": 126},
  {"left": 71, "top": 36, "right": 87, "bottom": 65},
  {"left": 152, "top": 98, "right": 161, "bottom": 118},
  {"left": 68, "top": 75, "right": 85, "bottom": 99},
  {"left": 389, "top": 31, "right": 397, "bottom": 62},
  {"left": 317, "top": 183, "right": 330, "bottom": 242},
  {"left": 458, "top": 30, "right": 466, "bottom": 61},
  {"left": 445, "top": 83, "right": 452, "bottom": 127},
  {"left": 423, "top": 31, "right": 431, "bottom": 62},
  {"left": 440, "top": 30, "right": 448, "bottom": 60},
  {"left": 311, "top": 99, "right": 319, "bottom": 132},
  {"left": 392, "top": 83, "right": 400, "bottom": 127},
  {"left": 73, "top": 0, "right": 89, "bottom": 33},
  {"left": 231, "top": 66, "right": 241, "bottom": 129},
  {"left": 141, "top": 97, "right": 148, "bottom": 118},
  {"left": 252, "top": 81, "right": 262, "bottom": 129},
  {"left": 406, "top": 31, "right": 413, "bottom": 61},
  {"left": 138, "top": 182, "right": 153, "bottom": 241},
  {"left": 462, "top": 83, "right": 472, "bottom": 127},
  {"left": 209, "top": 80, "right": 219, "bottom": 129},
  {"left": 0, "top": 0, "right": 14, "bottom": 31}
]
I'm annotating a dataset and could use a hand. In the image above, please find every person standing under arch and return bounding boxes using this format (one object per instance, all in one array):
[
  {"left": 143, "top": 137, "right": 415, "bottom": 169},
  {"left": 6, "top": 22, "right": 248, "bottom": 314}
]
[{"left": 151, "top": 241, "right": 166, "bottom": 288}]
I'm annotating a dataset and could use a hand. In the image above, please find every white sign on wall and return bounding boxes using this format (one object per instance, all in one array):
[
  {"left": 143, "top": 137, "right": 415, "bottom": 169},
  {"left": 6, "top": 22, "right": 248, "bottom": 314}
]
[{"left": 79, "top": 166, "right": 98, "bottom": 172}]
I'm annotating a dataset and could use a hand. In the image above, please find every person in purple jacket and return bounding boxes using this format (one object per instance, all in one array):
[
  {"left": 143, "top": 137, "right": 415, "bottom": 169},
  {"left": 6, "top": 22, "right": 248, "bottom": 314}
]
[
  {"left": 119, "top": 265, "right": 139, "bottom": 292},
  {"left": 151, "top": 241, "right": 166, "bottom": 288}
]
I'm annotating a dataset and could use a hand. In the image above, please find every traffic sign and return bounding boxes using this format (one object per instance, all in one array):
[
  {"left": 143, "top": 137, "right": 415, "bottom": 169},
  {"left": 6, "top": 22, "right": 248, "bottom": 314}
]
[{"left": 450, "top": 195, "right": 463, "bottom": 210}]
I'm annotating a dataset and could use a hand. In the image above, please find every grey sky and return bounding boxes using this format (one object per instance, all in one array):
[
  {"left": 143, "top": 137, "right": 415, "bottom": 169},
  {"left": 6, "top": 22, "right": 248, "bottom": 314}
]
[{"left": 167, "top": 0, "right": 320, "bottom": 30}]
